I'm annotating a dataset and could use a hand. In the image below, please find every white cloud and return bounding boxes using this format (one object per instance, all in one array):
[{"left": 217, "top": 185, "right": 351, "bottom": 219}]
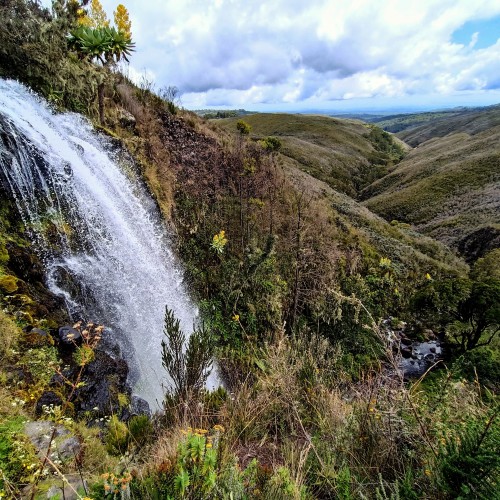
[{"left": 93, "top": 0, "right": 500, "bottom": 108}]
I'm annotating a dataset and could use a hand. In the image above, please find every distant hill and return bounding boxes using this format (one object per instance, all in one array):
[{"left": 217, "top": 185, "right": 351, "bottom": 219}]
[
  {"left": 216, "top": 113, "right": 404, "bottom": 197},
  {"left": 369, "top": 110, "right": 467, "bottom": 133},
  {"left": 362, "top": 106, "right": 500, "bottom": 261},
  {"left": 195, "top": 109, "right": 256, "bottom": 119},
  {"left": 395, "top": 104, "right": 500, "bottom": 146}
]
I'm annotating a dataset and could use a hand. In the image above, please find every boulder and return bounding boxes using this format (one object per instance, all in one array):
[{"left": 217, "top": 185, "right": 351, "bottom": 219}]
[
  {"left": 58, "top": 325, "right": 82, "bottom": 346},
  {"left": 73, "top": 349, "right": 129, "bottom": 416},
  {"left": 24, "top": 421, "right": 81, "bottom": 465},
  {"left": 131, "top": 395, "right": 152, "bottom": 418},
  {"left": 118, "top": 108, "right": 136, "bottom": 130},
  {"left": 35, "top": 390, "right": 63, "bottom": 417}
]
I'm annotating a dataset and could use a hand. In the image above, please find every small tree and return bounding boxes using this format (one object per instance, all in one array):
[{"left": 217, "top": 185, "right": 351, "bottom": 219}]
[
  {"left": 236, "top": 119, "right": 251, "bottom": 135},
  {"left": 161, "top": 306, "right": 213, "bottom": 401},
  {"left": 412, "top": 274, "right": 500, "bottom": 352},
  {"left": 451, "top": 278, "right": 500, "bottom": 351},
  {"left": 68, "top": 25, "right": 134, "bottom": 123}
]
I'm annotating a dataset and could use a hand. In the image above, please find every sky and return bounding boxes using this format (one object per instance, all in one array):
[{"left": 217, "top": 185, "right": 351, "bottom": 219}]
[{"left": 50, "top": 0, "right": 500, "bottom": 112}]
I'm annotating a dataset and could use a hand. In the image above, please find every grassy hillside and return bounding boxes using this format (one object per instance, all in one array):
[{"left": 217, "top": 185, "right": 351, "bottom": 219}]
[
  {"left": 216, "top": 113, "right": 404, "bottom": 197},
  {"left": 396, "top": 104, "right": 500, "bottom": 146},
  {"left": 363, "top": 116, "right": 500, "bottom": 260},
  {"left": 369, "top": 109, "right": 469, "bottom": 133}
]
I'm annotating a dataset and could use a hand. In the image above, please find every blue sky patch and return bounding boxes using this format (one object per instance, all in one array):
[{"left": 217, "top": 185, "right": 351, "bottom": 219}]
[{"left": 452, "top": 16, "right": 500, "bottom": 49}]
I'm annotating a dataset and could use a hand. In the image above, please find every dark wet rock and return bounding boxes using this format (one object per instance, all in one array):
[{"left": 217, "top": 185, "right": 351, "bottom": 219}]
[
  {"left": 36, "top": 391, "right": 63, "bottom": 417},
  {"left": 400, "top": 346, "right": 412, "bottom": 359},
  {"left": 400, "top": 336, "right": 412, "bottom": 346},
  {"left": 400, "top": 340, "right": 443, "bottom": 378},
  {"left": 63, "top": 161, "right": 73, "bottom": 180},
  {"left": 73, "top": 349, "right": 129, "bottom": 416},
  {"left": 131, "top": 395, "right": 152, "bottom": 418},
  {"left": 121, "top": 395, "right": 152, "bottom": 422},
  {"left": 58, "top": 325, "right": 82, "bottom": 346}
]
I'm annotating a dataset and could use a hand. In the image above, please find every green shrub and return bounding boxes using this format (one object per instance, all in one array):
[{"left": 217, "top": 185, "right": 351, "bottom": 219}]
[
  {"left": 0, "top": 416, "right": 38, "bottom": 493},
  {"left": 455, "top": 347, "right": 500, "bottom": 388},
  {"left": 18, "top": 346, "right": 59, "bottom": 386},
  {"left": 437, "top": 414, "right": 500, "bottom": 498},
  {"left": 106, "top": 415, "right": 129, "bottom": 455},
  {"left": 128, "top": 415, "right": 153, "bottom": 448}
]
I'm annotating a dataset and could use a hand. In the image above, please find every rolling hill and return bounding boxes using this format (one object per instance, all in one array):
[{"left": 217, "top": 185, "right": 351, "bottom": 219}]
[
  {"left": 362, "top": 107, "right": 500, "bottom": 261},
  {"left": 396, "top": 104, "right": 500, "bottom": 146},
  {"left": 217, "top": 108, "right": 499, "bottom": 262},
  {"left": 216, "top": 113, "right": 403, "bottom": 197}
]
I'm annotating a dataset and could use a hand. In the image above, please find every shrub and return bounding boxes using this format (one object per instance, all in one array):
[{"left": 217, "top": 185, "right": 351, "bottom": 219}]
[
  {"left": 105, "top": 415, "right": 129, "bottom": 455},
  {"left": 437, "top": 413, "right": 499, "bottom": 498},
  {"left": 236, "top": 120, "right": 251, "bottom": 135},
  {"left": 128, "top": 415, "right": 153, "bottom": 448},
  {"left": 161, "top": 306, "right": 213, "bottom": 401}
]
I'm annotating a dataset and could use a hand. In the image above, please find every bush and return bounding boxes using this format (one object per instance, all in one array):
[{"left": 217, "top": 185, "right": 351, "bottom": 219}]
[
  {"left": 128, "top": 415, "right": 153, "bottom": 448},
  {"left": 161, "top": 306, "right": 213, "bottom": 401},
  {"left": 456, "top": 347, "right": 500, "bottom": 389},
  {"left": 438, "top": 414, "right": 500, "bottom": 498},
  {"left": 105, "top": 414, "right": 129, "bottom": 455}
]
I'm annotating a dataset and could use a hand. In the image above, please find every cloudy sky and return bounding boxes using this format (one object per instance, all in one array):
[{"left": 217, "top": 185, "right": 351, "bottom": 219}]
[{"left": 80, "top": 0, "right": 500, "bottom": 111}]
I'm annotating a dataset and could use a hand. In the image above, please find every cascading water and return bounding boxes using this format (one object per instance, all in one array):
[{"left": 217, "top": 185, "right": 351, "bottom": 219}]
[{"left": 0, "top": 79, "right": 198, "bottom": 409}]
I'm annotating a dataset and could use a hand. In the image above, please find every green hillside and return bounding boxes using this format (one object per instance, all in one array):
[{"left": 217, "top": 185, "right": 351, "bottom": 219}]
[
  {"left": 396, "top": 105, "right": 500, "bottom": 146},
  {"left": 216, "top": 113, "right": 404, "bottom": 196},
  {"left": 363, "top": 113, "right": 500, "bottom": 260},
  {"left": 370, "top": 109, "right": 468, "bottom": 133}
]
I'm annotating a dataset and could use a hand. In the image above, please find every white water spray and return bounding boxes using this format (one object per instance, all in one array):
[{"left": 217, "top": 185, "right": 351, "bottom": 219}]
[{"left": 0, "top": 79, "right": 199, "bottom": 408}]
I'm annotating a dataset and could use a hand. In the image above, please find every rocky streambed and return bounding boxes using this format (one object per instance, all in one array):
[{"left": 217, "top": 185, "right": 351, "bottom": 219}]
[{"left": 383, "top": 319, "right": 444, "bottom": 379}]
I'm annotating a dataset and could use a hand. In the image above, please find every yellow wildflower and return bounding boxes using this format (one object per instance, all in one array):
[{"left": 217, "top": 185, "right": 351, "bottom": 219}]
[{"left": 211, "top": 230, "right": 228, "bottom": 253}]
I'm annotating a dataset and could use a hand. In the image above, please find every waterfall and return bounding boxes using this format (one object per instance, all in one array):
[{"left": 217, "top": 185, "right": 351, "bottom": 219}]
[{"left": 0, "top": 79, "right": 198, "bottom": 409}]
